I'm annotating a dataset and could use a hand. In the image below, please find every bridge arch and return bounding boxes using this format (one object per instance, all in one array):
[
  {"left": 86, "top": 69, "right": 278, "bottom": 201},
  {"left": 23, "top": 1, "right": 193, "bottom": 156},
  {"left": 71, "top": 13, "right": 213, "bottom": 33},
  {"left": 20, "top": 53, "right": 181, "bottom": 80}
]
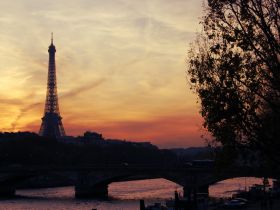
[
  {"left": 195, "top": 170, "right": 279, "bottom": 188},
  {"left": 0, "top": 172, "right": 75, "bottom": 197},
  {"left": 74, "top": 170, "right": 188, "bottom": 198}
]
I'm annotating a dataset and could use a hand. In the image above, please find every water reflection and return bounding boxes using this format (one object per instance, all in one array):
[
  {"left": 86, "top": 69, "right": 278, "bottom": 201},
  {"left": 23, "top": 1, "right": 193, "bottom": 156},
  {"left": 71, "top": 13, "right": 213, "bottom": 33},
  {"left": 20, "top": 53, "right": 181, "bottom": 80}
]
[{"left": 0, "top": 177, "right": 272, "bottom": 210}]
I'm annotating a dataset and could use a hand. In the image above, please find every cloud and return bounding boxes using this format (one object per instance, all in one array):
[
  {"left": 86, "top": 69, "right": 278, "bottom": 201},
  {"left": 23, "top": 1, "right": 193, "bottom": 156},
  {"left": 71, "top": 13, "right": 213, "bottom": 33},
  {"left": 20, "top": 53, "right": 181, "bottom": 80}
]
[
  {"left": 0, "top": 92, "right": 36, "bottom": 108},
  {"left": 10, "top": 102, "right": 42, "bottom": 131},
  {"left": 10, "top": 78, "right": 106, "bottom": 130},
  {"left": 0, "top": 98, "right": 23, "bottom": 105},
  {"left": 61, "top": 78, "right": 106, "bottom": 99}
]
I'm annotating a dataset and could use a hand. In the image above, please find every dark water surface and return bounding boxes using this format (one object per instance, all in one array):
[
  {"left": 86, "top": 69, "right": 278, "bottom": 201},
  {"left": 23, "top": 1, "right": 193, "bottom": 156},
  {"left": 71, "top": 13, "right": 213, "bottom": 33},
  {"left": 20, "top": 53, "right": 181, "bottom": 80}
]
[{"left": 0, "top": 177, "right": 269, "bottom": 210}]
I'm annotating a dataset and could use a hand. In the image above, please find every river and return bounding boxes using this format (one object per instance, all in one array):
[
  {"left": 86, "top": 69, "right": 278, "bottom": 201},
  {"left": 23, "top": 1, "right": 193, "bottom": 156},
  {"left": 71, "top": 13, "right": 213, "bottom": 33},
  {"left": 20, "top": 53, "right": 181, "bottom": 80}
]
[{"left": 0, "top": 177, "right": 271, "bottom": 210}]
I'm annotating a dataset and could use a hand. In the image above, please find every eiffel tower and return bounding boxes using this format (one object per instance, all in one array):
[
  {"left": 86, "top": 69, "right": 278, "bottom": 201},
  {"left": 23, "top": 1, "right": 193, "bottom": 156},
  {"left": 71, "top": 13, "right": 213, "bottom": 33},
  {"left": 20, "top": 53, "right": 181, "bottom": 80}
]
[{"left": 39, "top": 34, "right": 66, "bottom": 138}]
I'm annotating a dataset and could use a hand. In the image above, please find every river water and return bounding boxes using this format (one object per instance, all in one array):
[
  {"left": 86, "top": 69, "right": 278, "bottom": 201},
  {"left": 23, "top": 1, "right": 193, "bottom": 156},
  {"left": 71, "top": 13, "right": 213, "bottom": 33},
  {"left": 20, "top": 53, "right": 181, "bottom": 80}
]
[{"left": 0, "top": 177, "right": 270, "bottom": 210}]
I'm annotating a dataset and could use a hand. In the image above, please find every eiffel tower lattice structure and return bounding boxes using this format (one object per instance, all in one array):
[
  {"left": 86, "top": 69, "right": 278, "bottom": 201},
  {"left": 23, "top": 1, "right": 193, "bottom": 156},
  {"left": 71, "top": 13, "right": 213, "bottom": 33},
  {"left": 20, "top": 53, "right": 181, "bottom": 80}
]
[{"left": 39, "top": 34, "right": 66, "bottom": 139}]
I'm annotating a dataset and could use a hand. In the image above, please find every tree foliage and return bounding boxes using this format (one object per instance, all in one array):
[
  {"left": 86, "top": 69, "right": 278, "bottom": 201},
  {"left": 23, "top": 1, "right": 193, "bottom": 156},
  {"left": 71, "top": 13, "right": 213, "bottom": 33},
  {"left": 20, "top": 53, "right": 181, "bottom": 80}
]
[{"left": 187, "top": 0, "right": 280, "bottom": 163}]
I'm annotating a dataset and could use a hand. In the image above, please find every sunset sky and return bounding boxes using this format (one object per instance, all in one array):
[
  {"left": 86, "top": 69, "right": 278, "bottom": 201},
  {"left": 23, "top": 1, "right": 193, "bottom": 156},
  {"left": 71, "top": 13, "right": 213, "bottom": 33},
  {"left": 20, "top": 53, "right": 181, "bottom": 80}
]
[{"left": 0, "top": 0, "right": 206, "bottom": 148}]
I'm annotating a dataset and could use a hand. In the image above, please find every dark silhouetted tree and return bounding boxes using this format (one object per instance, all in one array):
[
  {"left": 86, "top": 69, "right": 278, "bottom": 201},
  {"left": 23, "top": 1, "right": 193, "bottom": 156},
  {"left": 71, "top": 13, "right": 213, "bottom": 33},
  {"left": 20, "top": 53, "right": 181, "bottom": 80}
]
[{"left": 187, "top": 0, "right": 280, "bottom": 164}]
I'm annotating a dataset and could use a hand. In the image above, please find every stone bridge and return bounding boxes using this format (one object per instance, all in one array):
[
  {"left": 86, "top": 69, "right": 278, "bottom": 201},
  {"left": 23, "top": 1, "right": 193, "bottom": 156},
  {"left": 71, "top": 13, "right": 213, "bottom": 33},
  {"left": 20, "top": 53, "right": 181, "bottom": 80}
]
[{"left": 0, "top": 164, "right": 278, "bottom": 198}]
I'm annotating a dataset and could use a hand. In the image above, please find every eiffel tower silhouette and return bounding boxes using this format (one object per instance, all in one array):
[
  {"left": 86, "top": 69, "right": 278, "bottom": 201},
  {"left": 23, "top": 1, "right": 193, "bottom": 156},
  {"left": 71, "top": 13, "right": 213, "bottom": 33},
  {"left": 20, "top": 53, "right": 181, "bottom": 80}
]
[{"left": 39, "top": 34, "right": 66, "bottom": 138}]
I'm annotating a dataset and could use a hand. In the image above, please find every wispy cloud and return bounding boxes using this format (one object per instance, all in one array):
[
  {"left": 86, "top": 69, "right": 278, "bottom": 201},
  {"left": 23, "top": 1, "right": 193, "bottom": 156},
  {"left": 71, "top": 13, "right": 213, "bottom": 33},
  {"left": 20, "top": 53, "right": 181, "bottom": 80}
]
[
  {"left": 0, "top": 97, "right": 23, "bottom": 105},
  {"left": 10, "top": 102, "right": 42, "bottom": 131},
  {"left": 61, "top": 78, "right": 106, "bottom": 99},
  {"left": 10, "top": 78, "right": 106, "bottom": 130}
]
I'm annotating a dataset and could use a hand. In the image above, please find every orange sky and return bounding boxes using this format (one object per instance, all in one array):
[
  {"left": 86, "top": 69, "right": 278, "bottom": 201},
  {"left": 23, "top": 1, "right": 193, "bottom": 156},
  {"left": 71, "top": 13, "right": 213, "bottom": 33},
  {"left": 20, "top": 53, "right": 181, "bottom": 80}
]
[{"left": 0, "top": 0, "right": 206, "bottom": 148}]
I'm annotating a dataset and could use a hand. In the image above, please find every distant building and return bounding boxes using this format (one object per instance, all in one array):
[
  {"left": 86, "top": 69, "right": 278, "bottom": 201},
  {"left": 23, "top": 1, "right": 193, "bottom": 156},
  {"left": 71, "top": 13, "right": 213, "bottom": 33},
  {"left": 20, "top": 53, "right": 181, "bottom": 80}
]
[
  {"left": 82, "top": 131, "right": 104, "bottom": 143},
  {"left": 106, "top": 139, "right": 157, "bottom": 149}
]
